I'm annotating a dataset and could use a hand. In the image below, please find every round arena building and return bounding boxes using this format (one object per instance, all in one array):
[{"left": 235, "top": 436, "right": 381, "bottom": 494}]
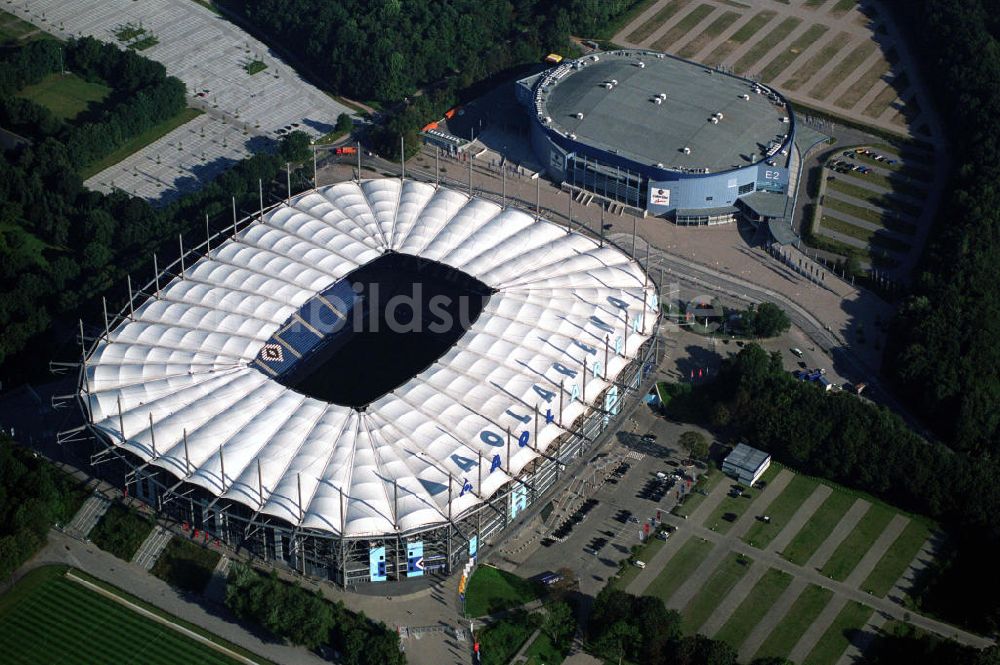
[
  {"left": 76, "top": 178, "right": 660, "bottom": 587},
  {"left": 516, "top": 49, "right": 798, "bottom": 226}
]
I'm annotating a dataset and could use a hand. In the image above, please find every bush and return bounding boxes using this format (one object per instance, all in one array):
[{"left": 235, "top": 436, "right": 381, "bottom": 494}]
[
  {"left": 150, "top": 537, "right": 220, "bottom": 593},
  {"left": 89, "top": 503, "right": 153, "bottom": 561}
]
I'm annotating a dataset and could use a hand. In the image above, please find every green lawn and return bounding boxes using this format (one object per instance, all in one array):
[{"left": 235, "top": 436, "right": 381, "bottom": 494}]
[
  {"left": 151, "top": 537, "right": 221, "bottom": 593},
  {"left": 715, "top": 568, "right": 792, "bottom": 647},
  {"left": 644, "top": 537, "right": 714, "bottom": 602},
  {"left": 0, "top": 566, "right": 242, "bottom": 665},
  {"left": 612, "top": 537, "right": 665, "bottom": 590},
  {"left": 79, "top": 107, "right": 203, "bottom": 180},
  {"left": 17, "top": 73, "right": 111, "bottom": 122},
  {"left": 861, "top": 520, "right": 930, "bottom": 597},
  {"left": 524, "top": 631, "right": 565, "bottom": 665},
  {"left": 753, "top": 584, "right": 833, "bottom": 661},
  {"left": 0, "top": 10, "right": 42, "bottom": 45},
  {"left": 673, "top": 466, "right": 723, "bottom": 518},
  {"left": 803, "top": 601, "right": 873, "bottom": 665},
  {"left": 89, "top": 503, "right": 154, "bottom": 561},
  {"left": 820, "top": 215, "right": 911, "bottom": 254},
  {"left": 830, "top": 0, "right": 857, "bottom": 15},
  {"left": 837, "top": 167, "right": 928, "bottom": 199},
  {"left": 759, "top": 24, "right": 830, "bottom": 83},
  {"left": 678, "top": 11, "right": 741, "bottom": 59},
  {"left": 835, "top": 57, "right": 891, "bottom": 109},
  {"left": 824, "top": 194, "right": 914, "bottom": 232},
  {"left": 804, "top": 0, "right": 830, "bottom": 7},
  {"left": 703, "top": 464, "right": 781, "bottom": 534},
  {"left": 651, "top": 4, "right": 715, "bottom": 52},
  {"left": 782, "top": 492, "right": 854, "bottom": 565},
  {"left": 478, "top": 611, "right": 539, "bottom": 665},
  {"left": 681, "top": 554, "right": 754, "bottom": 634},
  {"left": 465, "top": 566, "right": 543, "bottom": 617},
  {"left": 820, "top": 504, "right": 895, "bottom": 581},
  {"left": 625, "top": 0, "right": 692, "bottom": 44},
  {"left": 732, "top": 17, "right": 803, "bottom": 75},
  {"left": 743, "top": 474, "right": 819, "bottom": 549}
]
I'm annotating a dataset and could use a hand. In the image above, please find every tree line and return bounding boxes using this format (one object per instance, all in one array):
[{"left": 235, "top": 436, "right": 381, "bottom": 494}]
[
  {"left": 880, "top": 0, "right": 1000, "bottom": 457},
  {"left": 221, "top": 0, "right": 644, "bottom": 159},
  {"left": 0, "top": 37, "right": 186, "bottom": 169},
  {"left": 664, "top": 344, "right": 1000, "bottom": 635},
  {"left": 0, "top": 436, "right": 88, "bottom": 580},
  {"left": 225, "top": 562, "right": 405, "bottom": 664}
]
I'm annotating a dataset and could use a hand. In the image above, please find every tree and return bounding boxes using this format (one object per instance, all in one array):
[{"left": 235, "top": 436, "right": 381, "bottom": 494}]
[
  {"left": 335, "top": 112, "right": 353, "bottom": 133},
  {"left": 541, "top": 601, "right": 575, "bottom": 650},
  {"left": 744, "top": 302, "right": 790, "bottom": 338},
  {"left": 679, "top": 430, "right": 709, "bottom": 460}
]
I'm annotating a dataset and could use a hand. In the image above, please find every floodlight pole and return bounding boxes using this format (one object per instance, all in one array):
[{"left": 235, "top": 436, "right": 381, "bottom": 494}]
[
  {"left": 218, "top": 445, "right": 226, "bottom": 492},
  {"left": 356, "top": 141, "right": 362, "bottom": 182},
  {"left": 312, "top": 146, "right": 317, "bottom": 188},
  {"left": 126, "top": 274, "right": 134, "bottom": 320},
  {"left": 149, "top": 412, "right": 157, "bottom": 459},
  {"left": 102, "top": 296, "right": 110, "bottom": 340},
  {"left": 468, "top": 151, "right": 473, "bottom": 197},
  {"left": 393, "top": 479, "right": 399, "bottom": 530},
  {"left": 501, "top": 164, "right": 506, "bottom": 208},
  {"left": 600, "top": 205, "right": 605, "bottom": 247},
  {"left": 477, "top": 451, "right": 483, "bottom": 496},
  {"left": 435, "top": 146, "right": 440, "bottom": 187},
  {"left": 257, "top": 458, "right": 264, "bottom": 509},
  {"left": 536, "top": 176, "right": 540, "bottom": 220},
  {"left": 117, "top": 394, "right": 125, "bottom": 439},
  {"left": 566, "top": 189, "right": 572, "bottom": 233},
  {"left": 178, "top": 234, "right": 185, "bottom": 279},
  {"left": 623, "top": 308, "right": 628, "bottom": 356},
  {"left": 533, "top": 404, "right": 539, "bottom": 451},
  {"left": 447, "top": 474, "right": 453, "bottom": 523},
  {"left": 605, "top": 336, "right": 610, "bottom": 376},
  {"left": 631, "top": 215, "right": 637, "bottom": 258},
  {"left": 400, "top": 135, "right": 405, "bottom": 181},
  {"left": 153, "top": 253, "right": 160, "bottom": 297},
  {"left": 183, "top": 428, "right": 191, "bottom": 475},
  {"left": 297, "top": 473, "right": 304, "bottom": 522},
  {"left": 78, "top": 319, "right": 87, "bottom": 361}
]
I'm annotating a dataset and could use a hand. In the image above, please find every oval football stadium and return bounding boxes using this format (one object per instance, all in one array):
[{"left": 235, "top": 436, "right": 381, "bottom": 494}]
[{"left": 78, "top": 178, "right": 660, "bottom": 586}]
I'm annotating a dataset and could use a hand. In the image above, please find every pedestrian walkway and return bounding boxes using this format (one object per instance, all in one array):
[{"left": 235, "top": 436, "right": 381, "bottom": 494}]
[
  {"left": 64, "top": 494, "right": 111, "bottom": 539},
  {"left": 132, "top": 525, "right": 173, "bottom": 571},
  {"left": 738, "top": 578, "right": 809, "bottom": 661}
]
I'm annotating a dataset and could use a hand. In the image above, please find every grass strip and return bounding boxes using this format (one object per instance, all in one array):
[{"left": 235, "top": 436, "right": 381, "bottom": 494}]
[
  {"left": 703, "top": 464, "right": 781, "bottom": 534},
  {"left": 612, "top": 537, "right": 665, "bottom": 590},
  {"left": 732, "top": 16, "right": 802, "bottom": 75},
  {"left": 783, "top": 32, "right": 849, "bottom": 90},
  {"left": 651, "top": 4, "right": 716, "bottom": 52},
  {"left": 820, "top": 504, "right": 895, "bottom": 581},
  {"left": 704, "top": 10, "right": 778, "bottom": 66},
  {"left": 809, "top": 40, "right": 877, "bottom": 100},
  {"left": 759, "top": 24, "right": 829, "bottom": 83},
  {"left": 715, "top": 568, "right": 792, "bottom": 646},
  {"left": 826, "top": 178, "right": 921, "bottom": 218},
  {"left": 625, "top": 0, "right": 692, "bottom": 44},
  {"left": 835, "top": 57, "right": 891, "bottom": 109},
  {"left": 820, "top": 215, "right": 912, "bottom": 253},
  {"left": 678, "top": 11, "right": 741, "bottom": 59},
  {"left": 753, "top": 584, "right": 833, "bottom": 661},
  {"left": 742, "top": 474, "right": 820, "bottom": 549},
  {"left": 782, "top": 492, "right": 854, "bottom": 565},
  {"left": 861, "top": 520, "right": 930, "bottom": 597},
  {"left": 681, "top": 554, "right": 754, "bottom": 634},
  {"left": 802, "top": 601, "right": 873, "bottom": 665},
  {"left": 644, "top": 537, "right": 714, "bottom": 603}
]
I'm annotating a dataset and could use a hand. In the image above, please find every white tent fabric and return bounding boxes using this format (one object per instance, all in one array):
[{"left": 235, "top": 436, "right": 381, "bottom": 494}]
[{"left": 82, "top": 179, "right": 657, "bottom": 538}]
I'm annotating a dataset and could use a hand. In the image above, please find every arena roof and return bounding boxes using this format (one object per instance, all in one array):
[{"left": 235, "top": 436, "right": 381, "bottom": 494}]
[
  {"left": 81, "top": 179, "right": 657, "bottom": 538},
  {"left": 537, "top": 51, "right": 792, "bottom": 173}
]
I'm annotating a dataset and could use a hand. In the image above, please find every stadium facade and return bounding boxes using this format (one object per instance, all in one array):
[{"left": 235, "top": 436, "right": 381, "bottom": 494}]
[
  {"left": 75, "top": 179, "right": 660, "bottom": 587},
  {"left": 516, "top": 50, "right": 798, "bottom": 226}
]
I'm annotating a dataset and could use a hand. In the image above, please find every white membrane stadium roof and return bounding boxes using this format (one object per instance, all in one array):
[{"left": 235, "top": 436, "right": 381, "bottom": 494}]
[{"left": 82, "top": 179, "right": 657, "bottom": 538}]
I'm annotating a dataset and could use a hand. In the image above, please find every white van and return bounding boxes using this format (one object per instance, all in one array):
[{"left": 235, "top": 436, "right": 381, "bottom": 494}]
[
  {"left": 634, "top": 560, "right": 646, "bottom": 569},
  {"left": 791, "top": 348, "right": 803, "bottom": 357}
]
